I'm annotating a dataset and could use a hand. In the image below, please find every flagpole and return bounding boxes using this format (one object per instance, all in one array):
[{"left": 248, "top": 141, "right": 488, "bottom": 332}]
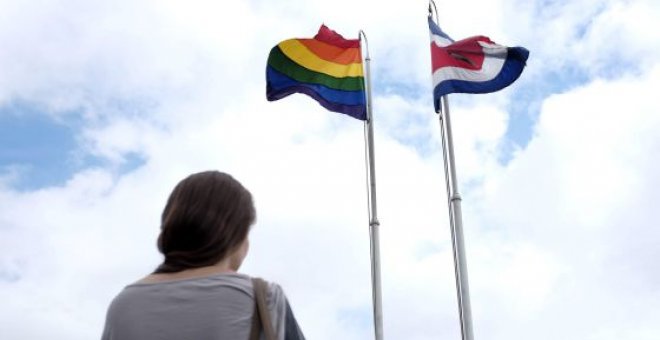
[
  {"left": 438, "top": 96, "right": 474, "bottom": 340},
  {"left": 429, "top": 2, "right": 475, "bottom": 340},
  {"left": 360, "top": 29, "right": 384, "bottom": 340}
]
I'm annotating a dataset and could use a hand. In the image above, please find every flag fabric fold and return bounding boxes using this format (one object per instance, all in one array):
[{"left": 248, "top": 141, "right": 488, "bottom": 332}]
[
  {"left": 266, "top": 25, "right": 367, "bottom": 120},
  {"left": 428, "top": 17, "right": 529, "bottom": 112}
]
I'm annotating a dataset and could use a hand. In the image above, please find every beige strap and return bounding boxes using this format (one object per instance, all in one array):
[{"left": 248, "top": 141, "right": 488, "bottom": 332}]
[
  {"left": 249, "top": 292, "right": 260, "bottom": 340},
  {"left": 250, "top": 278, "right": 277, "bottom": 340}
]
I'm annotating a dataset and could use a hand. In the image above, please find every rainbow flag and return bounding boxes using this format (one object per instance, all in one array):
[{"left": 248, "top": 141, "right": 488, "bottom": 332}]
[{"left": 266, "top": 25, "right": 366, "bottom": 120}]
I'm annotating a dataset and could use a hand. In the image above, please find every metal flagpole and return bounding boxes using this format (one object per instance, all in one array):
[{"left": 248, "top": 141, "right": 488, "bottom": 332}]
[
  {"left": 439, "top": 96, "right": 474, "bottom": 340},
  {"left": 360, "top": 29, "right": 384, "bottom": 340},
  {"left": 429, "top": 2, "right": 475, "bottom": 340}
]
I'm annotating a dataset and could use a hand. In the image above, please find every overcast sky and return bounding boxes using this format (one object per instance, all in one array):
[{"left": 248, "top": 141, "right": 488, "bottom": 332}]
[{"left": 1, "top": 0, "right": 659, "bottom": 339}]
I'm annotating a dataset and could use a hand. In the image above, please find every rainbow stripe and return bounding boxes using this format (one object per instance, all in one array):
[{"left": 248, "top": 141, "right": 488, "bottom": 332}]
[{"left": 266, "top": 25, "right": 366, "bottom": 120}]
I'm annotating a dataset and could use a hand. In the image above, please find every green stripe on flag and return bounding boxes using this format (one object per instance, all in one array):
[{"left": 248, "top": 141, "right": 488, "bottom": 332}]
[{"left": 267, "top": 47, "right": 364, "bottom": 92}]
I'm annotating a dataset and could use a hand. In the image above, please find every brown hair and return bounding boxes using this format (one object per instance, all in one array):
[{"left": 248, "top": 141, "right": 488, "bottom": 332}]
[{"left": 154, "top": 171, "right": 256, "bottom": 273}]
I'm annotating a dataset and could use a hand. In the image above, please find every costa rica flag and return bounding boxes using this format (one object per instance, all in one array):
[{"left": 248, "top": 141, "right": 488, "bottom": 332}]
[{"left": 429, "top": 17, "right": 529, "bottom": 112}]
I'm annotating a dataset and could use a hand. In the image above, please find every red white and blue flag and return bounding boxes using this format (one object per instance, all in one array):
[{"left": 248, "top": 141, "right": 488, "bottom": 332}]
[{"left": 429, "top": 17, "right": 529, "bottom": 112}]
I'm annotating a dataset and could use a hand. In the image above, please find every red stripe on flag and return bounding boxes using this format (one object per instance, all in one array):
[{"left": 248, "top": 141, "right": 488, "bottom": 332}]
[
  {"left": 431, "top": 36, "right": 492, "bottom": 72},
  {"left": 314, "top": 25, "right": 360, "bottom": 49}
]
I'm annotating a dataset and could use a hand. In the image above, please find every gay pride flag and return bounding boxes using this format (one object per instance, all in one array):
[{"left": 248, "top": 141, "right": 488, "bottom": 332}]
[
  {"left": 429, "top": 17, "right": 529, "bottom": 112},
  {"left": 266, "top": 25, "right": 366, "bottom": 120}
]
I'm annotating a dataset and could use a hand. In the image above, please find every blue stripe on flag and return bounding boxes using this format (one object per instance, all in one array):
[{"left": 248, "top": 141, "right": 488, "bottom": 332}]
[
  {"left": 432, "top": 47, "right": 529, "bottom": 112},
  {"left": 266, "top": 66, "right": 366, "bottom": 120},
  {"left": 428, "top": 17, "right": 454, "bottom": 43}
]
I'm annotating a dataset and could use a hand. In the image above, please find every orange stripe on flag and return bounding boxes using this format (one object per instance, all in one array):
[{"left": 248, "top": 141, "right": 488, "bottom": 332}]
[{"left": 298, "top": 39, "right": 362, "bottom": 65}]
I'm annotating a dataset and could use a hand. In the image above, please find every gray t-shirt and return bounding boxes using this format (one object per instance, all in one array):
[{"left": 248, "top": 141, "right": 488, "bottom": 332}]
[{"left": 101, "top": 272, "right": 304, "bottom": 340}]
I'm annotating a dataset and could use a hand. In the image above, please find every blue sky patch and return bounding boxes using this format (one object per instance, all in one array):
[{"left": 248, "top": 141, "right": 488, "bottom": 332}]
[
  {"left": 0, "top": 103, "right": 82, "bottom": 190},
  {"left": 0, "top": 101, "right": 148, "bottom": 190},
  {"left": 337, "top": 306, "right": 372, "bottom": 331},
  {"left": 498, "top": 65, "right": 591, "bottom": 164}
]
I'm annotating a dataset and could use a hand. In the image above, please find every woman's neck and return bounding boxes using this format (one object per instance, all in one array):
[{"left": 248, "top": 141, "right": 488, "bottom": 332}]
[{"left": 137, "top": 259, "right": 236, "bottom": 284}]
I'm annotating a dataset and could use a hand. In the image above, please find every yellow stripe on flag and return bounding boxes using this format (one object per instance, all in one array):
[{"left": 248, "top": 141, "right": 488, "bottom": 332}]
[{"left": 278, "top": 39, "right": 364, "bottom": 78}]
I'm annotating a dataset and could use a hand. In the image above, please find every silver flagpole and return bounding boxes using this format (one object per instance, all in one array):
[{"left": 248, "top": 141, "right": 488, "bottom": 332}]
[
  {"left": 360, "top": 29, "right": 384, "bottom": 340},
  {"left": 439, "top": 96, "right": 474, "bottom": 340},
  {"left": 430, "top": 2, "right": 475, "bottom": 340}
]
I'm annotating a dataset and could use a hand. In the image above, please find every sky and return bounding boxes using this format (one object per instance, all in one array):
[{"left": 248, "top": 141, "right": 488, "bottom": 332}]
[{"left": 1, "top": 0, "right": 659, "bottom": 339}]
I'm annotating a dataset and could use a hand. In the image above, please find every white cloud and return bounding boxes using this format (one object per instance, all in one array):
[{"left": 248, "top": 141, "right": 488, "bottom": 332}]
[{"left": 471, "top": 64, "right": 660, "bottom": 340}]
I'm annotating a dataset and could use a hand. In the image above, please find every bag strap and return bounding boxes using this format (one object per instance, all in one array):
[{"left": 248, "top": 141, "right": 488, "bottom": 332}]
[
  {"left": 249, "top": 277, "right": 277, "bottom": 340},
  {"left": 249, "top": 294, "right": 260, "bottom": 340}
]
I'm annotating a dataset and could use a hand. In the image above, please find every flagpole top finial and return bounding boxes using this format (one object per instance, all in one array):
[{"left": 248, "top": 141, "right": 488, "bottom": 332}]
[{"left": 429, "top": 0, "right": 439, "bottom": 23}]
